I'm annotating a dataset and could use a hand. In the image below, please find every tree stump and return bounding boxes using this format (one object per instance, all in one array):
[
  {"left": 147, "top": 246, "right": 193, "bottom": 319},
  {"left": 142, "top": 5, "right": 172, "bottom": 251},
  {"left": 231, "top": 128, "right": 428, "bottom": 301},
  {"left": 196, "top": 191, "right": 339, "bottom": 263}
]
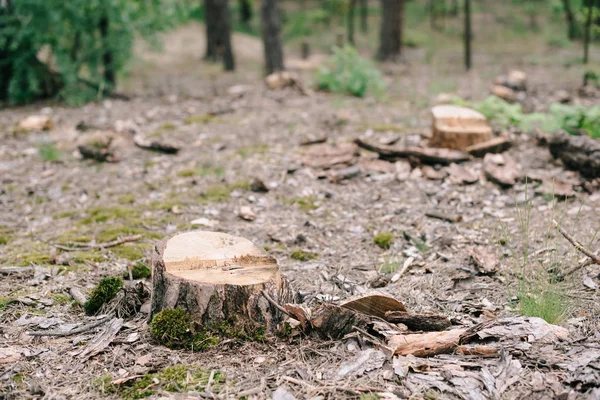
[
  {"left": 430, "top": 105, "right": 493, "bottom": 150},
  {"left": 150, "top": 231, "right": 296, "bottom": 334}
]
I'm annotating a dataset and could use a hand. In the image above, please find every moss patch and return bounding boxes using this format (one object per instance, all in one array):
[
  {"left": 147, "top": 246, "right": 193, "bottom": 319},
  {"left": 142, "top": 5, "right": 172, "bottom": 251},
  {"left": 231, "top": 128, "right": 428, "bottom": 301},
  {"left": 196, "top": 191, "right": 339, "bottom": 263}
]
[
  {"left": 53, "top": 210, "right": 78, "bottom": 219},
  {"left": 374, "top": 232, "right": 394, "bottom": 249},
  {"left": 290, "top": 249, "right": 318, "bottom": 261},
  {"left": 52, "top": 293, "right": 72, "bottom": 305},
  {"left": 79, "top": 206, "right": 139, "bottom": 225},
  {"left": 118, "top": 194, "right": 136, "bottom": 204},
  {"left": 185, "top": 113, "right": 215, "bottom": 125},
  {"left": 111, "top": 244, "right": 148, "bottom": 261},
  {"left": 71, "top": 250, "right": 104, "bottom": 264},
  {"left": 84, "top": 276, "right": 123, "bottom": 315},
  {"left": 97, "top": 226, "right": 160, "bottom": 242},
  {"left": 150, "top": 307, "right": 196, "bottom": 348},
  {"left": 236, "top": 143, "right": 269, "bottom": 159},
  {"left": 284, "top": 196, "right": 319, "bottom": 212},
  {"left": 124, "top": 262, "right": 151, "bottom": 280}
]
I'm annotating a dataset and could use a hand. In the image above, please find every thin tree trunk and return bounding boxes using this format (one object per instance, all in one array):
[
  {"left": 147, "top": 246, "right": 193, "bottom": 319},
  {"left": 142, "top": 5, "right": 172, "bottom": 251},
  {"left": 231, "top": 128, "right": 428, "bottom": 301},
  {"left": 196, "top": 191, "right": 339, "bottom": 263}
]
[
  {"left": 204, "top": 0, "right": 235, "bottom": 71},
  {"left": 561, "top": 0, "right": 576, "bottom": 40},
  {"left": 360, "top": 0, "right": 368, "bottom": 33},
  {"left": 464, "top": 0, "right": 472, "bottom": 70},
  {"left": 260, "top": 0, "right": 285, "bottom": 75},
  {"left": 583, "top": 1, "right": 594, "bottom": 64},
  {"left": 348, "top": 0, "right": 356, "bottom": 45},
  {"left": 450, "top": 0, "right": 459, "bottom": 16},
  {"left": 0, "top": 0, "right": 13, "bottom": 100},
  {"left": 377, "top": 0, "right": 404, "bottom": 61},
  {"left": 239, "top": 0, "right": 252, "bottom": 25},
  {"left": 99, "top": 15, "right": 115, "bottom": 86}
]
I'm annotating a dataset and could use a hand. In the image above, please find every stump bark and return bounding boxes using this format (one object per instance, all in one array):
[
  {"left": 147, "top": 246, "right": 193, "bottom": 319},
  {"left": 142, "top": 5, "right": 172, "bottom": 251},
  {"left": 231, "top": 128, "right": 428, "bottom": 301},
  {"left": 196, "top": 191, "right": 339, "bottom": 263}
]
[
  {"left": 150, "top": 231, "right": 296, "bottom": 333},
  {"left": 430, "top": 105, "right": 493, "bottom": 150}
]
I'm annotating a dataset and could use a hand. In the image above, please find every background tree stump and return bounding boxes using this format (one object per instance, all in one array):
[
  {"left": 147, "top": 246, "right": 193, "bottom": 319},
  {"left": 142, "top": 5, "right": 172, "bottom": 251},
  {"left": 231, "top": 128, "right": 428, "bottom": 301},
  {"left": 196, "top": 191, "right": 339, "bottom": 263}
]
[
  {"left": 430, "top": 105, "right": 493, "bottom": 150},
  {"left": 150, "top": 231, "right": 296, "bottom": 334}
]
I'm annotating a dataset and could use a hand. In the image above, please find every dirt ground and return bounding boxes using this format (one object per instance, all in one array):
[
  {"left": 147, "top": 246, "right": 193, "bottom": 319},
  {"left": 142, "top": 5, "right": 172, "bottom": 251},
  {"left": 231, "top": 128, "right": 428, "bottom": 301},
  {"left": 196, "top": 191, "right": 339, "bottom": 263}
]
[{"left": 1, "top": 24, "right": 600, "bottom": 400}]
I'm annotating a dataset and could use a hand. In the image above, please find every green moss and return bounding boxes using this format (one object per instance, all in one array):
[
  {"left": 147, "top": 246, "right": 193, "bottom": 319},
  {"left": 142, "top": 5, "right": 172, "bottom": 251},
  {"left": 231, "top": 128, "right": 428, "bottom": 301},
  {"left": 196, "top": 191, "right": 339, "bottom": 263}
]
[
  {"left": 54, "top": 230, "right": 93, "bottom": 244},
  {"left": 150, "top": 307, "right": 193, "bottom": 348},
  {"left": 52, "top": 293, "right": 72, "bottom": 305},
  {"left": 93, "top": 374, "right": 117, "bottom": 395},
  {"left": 361, "top": 124, "right": 406, "bottom": 133},
  {"left": 290, "top": 249, "right": 318, "bottom": 261},
  {"left": 12, "top": 373, "right": 26, "bottom": 385},
  {"left": 79, "top": 206, "right": 139, "bottom": 225},
  {"left": 71, "top": 250, "right": 104, "bottom": 264},
  {"left": 96, "top": 226, "right": 160, "bottom": 242},
  {"left": 0, "top": 297, "right": 8, "bottom": 309},
  {"left": 236, "top": 143, "right": 269, "bottom": 159},
  {"left": 84, "top": 276, "right": 123, "bottom": 315},
  {"left": 177, "top": 169, "right": 196, "bottom": 177},
  {"left": 111, "top": 244, "right": 148, "bottom": 261},
  {"left": 159, "top": 122, "right": 176, "bottom": 131},
  {"left": 0, "top": 235, "right": 10, "bottom": 245},
  {"left": 124, "top": 262, "right": 151, "bottom": 280},
  {"left": 53, "top": 210, "right": 77, "bottom": 219},
  {"left": 118, "top": 194, "right": 136, "bottom": 204},
  {"left": 201, "top": 184, "right": 231, "bottom": 203},
  {"left": 149, "top": 200, "right": 183, "bottom": 212},
  {"left": 19, "top": 252, "right": 53, "bottom": 266},
  {"left": 39, "top": 143, "right": 62, "bottom": 162},
  {"left": 360, "top": 395, "right": 380, "bottom": 400},
  {"left": 185, "top": 113, "right": 215, "bottom": 125},
  {"left": 284, "top": 196, "right": 319, "bottom": 212},
  {"left": 373, "top": 232, "right": 394, "bottom": 249}
]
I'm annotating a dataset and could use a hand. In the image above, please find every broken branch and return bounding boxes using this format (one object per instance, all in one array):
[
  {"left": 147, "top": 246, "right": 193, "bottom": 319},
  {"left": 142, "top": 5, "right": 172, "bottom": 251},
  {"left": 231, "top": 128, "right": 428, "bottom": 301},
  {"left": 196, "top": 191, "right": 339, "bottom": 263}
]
[{"left": 553, "top": 220, "right": 600, "bottom": 265}]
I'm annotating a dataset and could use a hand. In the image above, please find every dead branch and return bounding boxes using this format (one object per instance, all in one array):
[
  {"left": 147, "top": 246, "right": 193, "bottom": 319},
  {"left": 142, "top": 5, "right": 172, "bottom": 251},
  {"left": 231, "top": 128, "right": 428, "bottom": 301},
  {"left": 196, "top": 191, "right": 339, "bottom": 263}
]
[
  {"left": 425, "top": 210, "right": 463, "bottom": 223},
  {"left": 55, "top": 234, "right": 143, "bottom": 251},
  {"left": 553, "top": 220, "right": 600, "bottom": 265},
  {"left": 29, "top": 316, "right": 110, "bottom": 337}
]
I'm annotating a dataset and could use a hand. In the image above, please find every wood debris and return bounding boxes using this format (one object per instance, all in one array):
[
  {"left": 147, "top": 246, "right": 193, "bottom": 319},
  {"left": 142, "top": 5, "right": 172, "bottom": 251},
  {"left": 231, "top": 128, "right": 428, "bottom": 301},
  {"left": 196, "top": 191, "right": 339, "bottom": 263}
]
[
  {"left": 337, "top": 349, "right": 387, "bottom": 377},
  {"left": 389, "top": 329, "right": 466, "bottom": 357},
  {"left": 553, "top": 219, "right": 600, "bottom": 265},
  {"left": 447, "top": 163, "right": 479, "bottom": 184},
  {"left": 466, "top": 137, "right": 512, "bottom": 157},
  {"left": 483, "top": 153, "right": 521, "bottom": 187},
  {"left": 301, "top": 142, "right": 359, "bottom": 169},
  {"left": 250, "top": 177, "right": 269, "bottom": 192},
  {"left": 355, "top": 138, "right": 471, "bottom": 165},
  {"left": 422, "top": 165, "right": 447, "bottom": 180},
  {"left": 385, "top": 311, "right": 452, "bottom": 331},
  {"left": 327, "top": 165, "right": 361, "bottom": 183},
  {"left": 265, "top": 71, "right": 309, "bottom": 95},
  {"left": 18, "top": 115, "right": 53, "bottom": 131},
  {"left": 133, "top": 134, "right": 180, "bottom": 154},
  {"left": 535, "top": 178, "right": 575, "bottom": 199},
  {"left": 469, "top": 246, "right": 501, "bottom": 276},
  {"left": 492, "top": 85, "right": 515, "bottom": 102},
  {"left": 549, "top": 132, "right": 600, "bottom": 178},
  {"left": 340, "top": 293, "right": 407, "bottom": 319},
  {"left": 77, "top": 318, "right": 123, "bottom": 360},
  {"left": 430, "top": 105, "right": 492, "bottom": 150},
  {"left": 425, "top": 210, "right": 462, "bottom": 223}
]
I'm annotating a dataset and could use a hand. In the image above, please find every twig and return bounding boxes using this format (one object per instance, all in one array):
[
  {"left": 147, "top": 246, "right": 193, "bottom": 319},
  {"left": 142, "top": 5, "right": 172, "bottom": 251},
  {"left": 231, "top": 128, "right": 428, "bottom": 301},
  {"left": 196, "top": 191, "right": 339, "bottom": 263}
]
[
  {"left": 205, "top": 370, "right": 216, "bottom": 393},
  {"left": 261, "top": 290, "right": 293, "bottom": 318},
  {"left": 282, "top": 376, "right": 316, "bottom": 391},
  {"left": 29, "top": 316, "right": 110, "bottom": 337},
  {"left": 553, "top": 220, "right": 600, "bottom": 264},
  {"left": 236, "top": 378, "right": 265, "bottom": 398},
  {"left": 425, "top": 211, "right": 463, "bottom": 223},
  {"left": 54, "top": 234, "right": 143, "bottom": 252},
  {"left": 391, "top": 257, "right": 414, "bottom": 282},
  {"left": 69, "top": 287, "right": 88, "bottom": 305}
]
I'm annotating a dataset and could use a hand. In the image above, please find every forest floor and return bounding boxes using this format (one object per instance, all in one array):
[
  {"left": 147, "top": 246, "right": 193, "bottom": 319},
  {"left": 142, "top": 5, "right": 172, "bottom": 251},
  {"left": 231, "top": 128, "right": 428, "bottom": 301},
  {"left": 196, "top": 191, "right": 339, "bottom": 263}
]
[{"left": 1, "top": 23, "right": 600, "bottom": 400}]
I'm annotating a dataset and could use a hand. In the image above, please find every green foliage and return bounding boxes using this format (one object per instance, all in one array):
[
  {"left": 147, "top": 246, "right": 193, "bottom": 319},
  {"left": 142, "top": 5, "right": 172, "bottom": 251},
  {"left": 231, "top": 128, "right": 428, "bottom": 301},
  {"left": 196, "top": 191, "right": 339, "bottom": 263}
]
[
  {"left": 467, "top": 96, "right": 600, "bottom": 138},
  {"left": 316, "top": 46, "right": 385, "bottom": 98},
  {"left": 373, "top": 232, "right": 394, "bottom": 249},
  {"left": 0, "top": 0, "right": 187, "bottom": 105},
  {"left": 38, "top": 143, "right": 62, "bottom": 162},
  {"left": 84, "top": 276, "right": 123, "bottom": 315}
]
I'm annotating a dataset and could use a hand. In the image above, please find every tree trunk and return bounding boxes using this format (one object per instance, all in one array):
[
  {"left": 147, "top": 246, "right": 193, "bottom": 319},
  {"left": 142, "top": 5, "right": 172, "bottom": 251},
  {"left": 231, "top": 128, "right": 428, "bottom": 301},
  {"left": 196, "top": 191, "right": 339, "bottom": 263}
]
[
  {"left": 583, "top": 1, "right": 594, "bottom": 64},
  {"left": 150, "top": 231, "right": 297, "bottom": 333},
  {"left": 239, "top": 0, "right": 252, "bottom": 25},
  {"left": 360, "top": 0, "right": 368, "bottom": 32},
  {"left": 347, "top": 0, "right": 356, "bottom": 45},
  {"left": 204, "top": 0, "right": 235, "bottom": 71},
  {"left": 377, "top": 0, "right": 404, "bottom": 61},
  {"left": 450, "top": 0, "right": 459, "bottom": 16},
  {"left": 260, "top": 0, "right": 285, "bottom": 75},
  {"left": 464, "top": 0, "right": 472, "bottom": 70},
  {"left": 561, "top": 0, "right": 576, "bottom": 40},
  {"left": 0, "top": 1, "right": 13, "bottom": 100},
  {"left": 99, "top": 15, "right": 115, "bottom": 87}
]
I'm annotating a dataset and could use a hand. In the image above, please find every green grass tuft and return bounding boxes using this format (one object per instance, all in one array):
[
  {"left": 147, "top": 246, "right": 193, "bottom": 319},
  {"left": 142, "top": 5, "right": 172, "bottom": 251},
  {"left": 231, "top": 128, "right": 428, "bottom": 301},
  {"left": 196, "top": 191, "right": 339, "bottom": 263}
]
[
  {"left": 290, "top": 249, "right": 318, "bottom": 261},
  {"left": 518, "top": 289, "right": 569, "bottom": 325},
  {"left": 124, "top": 262, "right": 151, "bottom": 280},
  {"left": 39, "top": 143, "right": 62, "bottom": 162}
]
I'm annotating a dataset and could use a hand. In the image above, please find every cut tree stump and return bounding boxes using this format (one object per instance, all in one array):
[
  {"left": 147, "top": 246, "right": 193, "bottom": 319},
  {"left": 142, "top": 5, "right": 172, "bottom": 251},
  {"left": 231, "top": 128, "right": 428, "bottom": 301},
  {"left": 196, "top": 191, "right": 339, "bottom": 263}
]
[
  {"left": 150, "top": 231, "right": 296, "bottom": 334},
  {"left": 549, "top": 133, "right": 600, "bottom": 178},
  {"left": 430, "top": 105, "right": 493, "bottom": 150}
]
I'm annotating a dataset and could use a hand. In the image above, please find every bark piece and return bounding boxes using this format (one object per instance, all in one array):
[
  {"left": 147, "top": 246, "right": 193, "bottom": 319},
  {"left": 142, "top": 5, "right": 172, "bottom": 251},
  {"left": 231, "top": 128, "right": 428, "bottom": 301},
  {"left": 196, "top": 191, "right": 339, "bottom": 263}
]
[
  {"left": 355, "top": 138, "right": 471, "bottom": 165},
  {"left": 430, "top": 105, "right": 493, "bottom": 150},
  {"left": 388, "top": 329, "right": 466, "bottom": 357},
  {"left": 133, "top": 134, "right": 180, "bottom": 154},
  {"left": 447, "top": 163, "right": 479, "bottom": 184},
  {"left": 549, "top": 133, "right": 600, "bottom": 178},
  {"left": 18, "top": 115, "right": 53, "bottom": 131},
  {"left": 425, "top": 211, "right": 462, "bottom": 223},
  {"left": 469, "top": 246, "right": 501, "bottom": 276},
  {"left": 384, "top": 311, "right": 451, "bottom": 331},
  {"left": 250, "top": 178, "right": 269, "bottom": 192},
  {"left": 77, "top": 318, "right": 123, "bottom": 360},
  {"left": 361, "top": 159, "right": 396, "bottom": 174},
  {"left": 309, "top": 303, "right": 365, "bottom": 339},
  {"left": 475, "top": 317, "right": 569, "bottom": 343},
  {"left": 265, "top": 71, "right": 307, "bottom": 94},
  {"left": 492, "top": 85, "right": 515, "bottom": 102},
  {"left": 422, "top": 165, "right": 447, "bottom": 180},
  {"left": 150, "top": 231, "right": 296, "bottom": 334},
  {"left": 483, "top": 153, "right": 521, "bottom": 187},
  {"left": 340, "top": 293, "right": 406, "bottom": 319},
  {"left": 337, "top": 349, "right": 386, "bottom": 377},
  {"left": 535, "top": 179, "right": 575, "bottom": 199},
  {"left": 301, "top": 143, "right": 358, "bottom": 169},
  {"left": 466, "top": 137, "right": 512, "bottom": 158},
  {"left": 327, "top": 165, "right": 361, "bottom": 183}
]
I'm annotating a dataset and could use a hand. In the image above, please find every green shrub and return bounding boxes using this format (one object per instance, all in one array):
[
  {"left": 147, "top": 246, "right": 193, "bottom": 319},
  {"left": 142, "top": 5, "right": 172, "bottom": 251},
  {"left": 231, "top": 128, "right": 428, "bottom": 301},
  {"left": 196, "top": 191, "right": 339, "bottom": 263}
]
[
  {"left": 315, "top": 46, "right": 385, "bottom": 98},
  {"left": 84, "top": 276, "right": 123, "bottom": 315},
  {"left": 0, "top": 1, "right": 187, "bottom": 105}
]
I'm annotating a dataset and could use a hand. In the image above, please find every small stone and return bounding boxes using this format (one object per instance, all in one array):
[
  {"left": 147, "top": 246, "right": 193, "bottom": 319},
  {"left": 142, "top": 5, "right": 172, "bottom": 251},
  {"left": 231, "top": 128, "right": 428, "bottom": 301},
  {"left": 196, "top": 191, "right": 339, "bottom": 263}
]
[{"left": 239, "top": 206, "right": 256, "bottom": 221}]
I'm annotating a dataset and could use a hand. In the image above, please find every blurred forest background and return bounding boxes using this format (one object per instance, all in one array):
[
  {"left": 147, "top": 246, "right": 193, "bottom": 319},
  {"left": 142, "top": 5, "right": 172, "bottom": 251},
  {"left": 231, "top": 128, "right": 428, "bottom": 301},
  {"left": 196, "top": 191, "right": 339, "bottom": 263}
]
[{"left": 0, "top": 0, "right": 599, "bottom": 106}]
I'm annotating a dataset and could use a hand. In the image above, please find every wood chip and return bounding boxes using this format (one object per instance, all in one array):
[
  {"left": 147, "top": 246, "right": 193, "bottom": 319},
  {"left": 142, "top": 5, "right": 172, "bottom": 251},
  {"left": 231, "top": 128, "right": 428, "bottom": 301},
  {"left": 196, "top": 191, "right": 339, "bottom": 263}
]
[
  {"left": 466, "top": 137, "right": 512, "bottom": 157},
  {"left": 133, "top": 134, "right": 180, "bottom": 154},
  {"left": 447, "top": 163, "right": 479, "bottom": 184},
  {"left": 469, "top": 246, "right": 501, "bottom": 276},
  {"left": 340, "top": 293, "right": 407, "bottom": 319},
  {"left": 77, "top": 318, "right": 123, "bottom": 360},
  {"left": 388, "top": 329, "right": 466, "bottom": 357},
  {"left": 483, "top": 153, "right": 521, "bottom": 187},
  {"left": 384, "top": 311, "right": 452, "bottom": 331}
]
